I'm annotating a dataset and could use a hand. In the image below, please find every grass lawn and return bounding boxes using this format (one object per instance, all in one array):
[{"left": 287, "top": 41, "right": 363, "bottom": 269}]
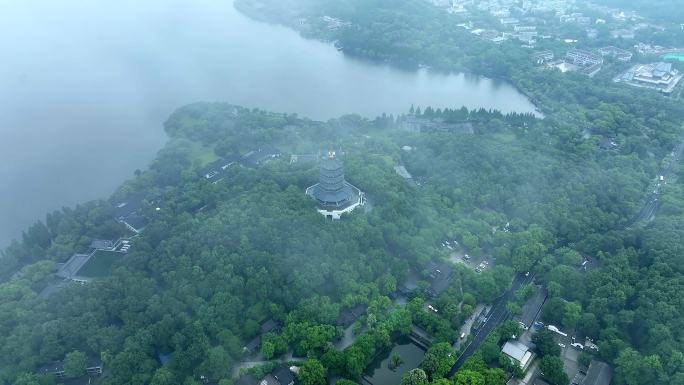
[{"left": 76, "top": 250, "right": 123, "bottom": 277}]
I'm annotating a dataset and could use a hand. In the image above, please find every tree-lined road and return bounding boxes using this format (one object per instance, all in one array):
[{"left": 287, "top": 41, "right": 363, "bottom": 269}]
[
  {"left": 448, "top": 272, "right": 535, "bottom": 376},
  {"left": 629, "top": 139, "right": 684, "bottom": 226},
  {"left": 447, "top": 137, "right": 684, "bottom": 377}
]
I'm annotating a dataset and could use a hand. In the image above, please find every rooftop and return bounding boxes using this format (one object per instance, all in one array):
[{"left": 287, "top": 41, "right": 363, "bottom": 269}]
[
  {"left": 243, "top": 147, "right": 281, "bottom": 167},
  {"left": 237, "top": 374, "right": 259, "bottom": 385},
  {"left": 582, "top": 360, "right": 612, "bottom": 385},
  {"left": 260, "top": 374, "right": 280, "bottom": 385},
  {"left": 261, "top": 319, "right": 281, "bottom": 334},
  {"left": 113, "top": 192, "right": 146, "bottom": 219},
  {"left": 337, "top": 304, "right": 368, "bottom": 327},
  {"left": 502, "top": 340, "right": 531, "bottom": 362},
  {"left": 272, "top": 366, "right": 295, "bottom": 385}
]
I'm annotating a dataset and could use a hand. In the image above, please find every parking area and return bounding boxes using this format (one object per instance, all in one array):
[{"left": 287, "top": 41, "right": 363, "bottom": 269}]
[
  {"left": 447, "top": 250, "right": 495, "bottom": 273},
  {"left": 561, "top": 345, "right": 581, "bottom": 379}
]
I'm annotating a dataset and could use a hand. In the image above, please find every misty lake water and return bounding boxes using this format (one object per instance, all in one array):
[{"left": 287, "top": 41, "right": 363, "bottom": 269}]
[{"left": 0, "top": 0, "right": 538, "bottom": 247}]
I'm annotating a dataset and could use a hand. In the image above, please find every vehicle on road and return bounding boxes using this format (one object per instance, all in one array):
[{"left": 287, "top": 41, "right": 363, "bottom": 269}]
[
  {"left": 460, "top": 332, "right": 466, "bottom": 339},
  {"left": 558, "top": 343, "right": 566, "bottom": 348},
  {"left": 571, "top": 343, "right": 584, "bottom": 350},
  {"left": 547, "top": 325, "right": 568, "bottom": 337}
]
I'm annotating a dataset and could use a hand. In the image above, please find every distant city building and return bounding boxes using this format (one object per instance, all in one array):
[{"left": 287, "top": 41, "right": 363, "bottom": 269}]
[
  {"left": 611, "top": 29, "right": 635, "bottom": 40},
  {"left": 514, "top": 25, "right": 537, "bottom": 32},
  {"left": 565, "top": 49, "right": 603, "bottom": 76},
  {"left": 305, "top": 150, "right": 364, "bottom": 220},
  {"left": 566, "top": 49, "right": 602, "bottom": 67},
  {"left": 321, "top": 16, "right": 351, "bottom": 31},
  {"left": 500, "top": 17, "right": 520, "bottom": 26},
  {"left": 615, "top": 62, "right": 683, "bottom": 93},
  {"left": 532, "top": 50, "right": 555, "bottom": 65},
  {"left": 598, "top": 46, "right": 633, "bottom": 62}
]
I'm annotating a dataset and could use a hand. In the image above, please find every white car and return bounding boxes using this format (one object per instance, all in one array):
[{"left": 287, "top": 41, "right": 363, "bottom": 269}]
[
  {"left": 571, "top": 343, "right": 584, "bottom": 350},
  {"left": 558, "top": 343, "right": 566, "bottom": 348}
]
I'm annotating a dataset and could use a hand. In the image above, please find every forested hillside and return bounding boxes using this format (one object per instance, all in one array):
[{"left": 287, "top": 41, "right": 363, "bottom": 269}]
[
  {"left": 1, "top": 0, "right": 683, "bottom": 384},
  {"left": 1, "top": 100, "right": 682, "bottom": 384}
]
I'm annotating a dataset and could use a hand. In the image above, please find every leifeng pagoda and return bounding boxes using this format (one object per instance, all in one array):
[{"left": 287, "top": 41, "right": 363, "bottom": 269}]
[{"left": 305, "top": 149, "right": 364, "bottom": 219}]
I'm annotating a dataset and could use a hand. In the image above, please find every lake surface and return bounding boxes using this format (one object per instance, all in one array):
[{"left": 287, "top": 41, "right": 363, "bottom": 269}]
[
  {"left": 364, "top": 338, "right": 426, "bottom": 385},
  {"left": 0, "top": 0, "right": 538, "bottom": 247}
]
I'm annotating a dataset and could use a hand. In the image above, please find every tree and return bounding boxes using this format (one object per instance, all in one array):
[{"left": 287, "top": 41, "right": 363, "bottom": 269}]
[
  {"left": 515, "top": 284, "right": 535, "bottom": 302},
  {"left": 453, "top": 370, "right": 485, "bottom": 385},
  {"left": 64, "top": 350, "right": 87, "bottom": 378},
  {"left": 151, "top": 367, "right": 177, "bottom": 385},
  {"left": 262, "top": 341, "right": 276, "bottom": 360},
  {"left": 389, "top": 353, "right": 404, "bottom": 370},
  {"left": 484, "top": 368, "right": 507, "bottom": 385},
  {"left": 540, "top": 355, "right": 568, "bottom": 385},
  {"left": 562, "top": 302, "right": 582, "bottom": 329},
  {"left": 578, "top": 352, "right": 592, "bottom": 368},
  {"left": 421, "top": 342, "right": 455, "bottom": 379},
  {"left": 336, "top": 380, "right": 360, "bottom": 385},
  {"left": 299, "top": 359, "right": 326, "bottom": 385},
  {"left": 615, "top": 348, "right": 666, "bottom": 385},
  {"left": 506, "top": 302, "right": 522, "bottom": 316},
  {"left": 321, "top": 349, "right": 346, "bottom": 376},
  {"left": 401, "top": 368, "right": 428, "bottom": 385},
  {"left": 480, "top": 340, "right": 501, "bottom": 365},
  {"left": 199, "top": 346, "right": 232, "bottom": 381},
  {"left": 13, "top": 373, "right": 41, "bottom": 385},
  {"left": 547, "top": 281, "right": 562, "bottom": 298},
  {"left": 532, "top": 330, "right": 561, "bottom": 357},
  {"left": 496, "top": 321, "right": 522, "bottom": 343},
  {"left": 542, "top": 298, "right": 566, "bottom": 326}
]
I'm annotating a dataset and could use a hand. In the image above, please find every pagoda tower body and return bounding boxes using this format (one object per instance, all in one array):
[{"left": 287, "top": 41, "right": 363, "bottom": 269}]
[{"left": 306, "top": 150, "right": 364, "bottom": 219}]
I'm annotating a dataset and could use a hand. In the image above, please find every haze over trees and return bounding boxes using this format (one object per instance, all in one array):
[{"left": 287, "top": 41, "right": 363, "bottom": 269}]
[{"left": 1, "top": 0, "right": 684, "bottom": 384}]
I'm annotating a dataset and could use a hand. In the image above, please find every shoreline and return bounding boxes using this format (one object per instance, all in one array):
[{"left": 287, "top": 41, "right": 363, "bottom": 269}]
[{"left": 232, "top": 1, "right": 546, "bottom": 118}]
